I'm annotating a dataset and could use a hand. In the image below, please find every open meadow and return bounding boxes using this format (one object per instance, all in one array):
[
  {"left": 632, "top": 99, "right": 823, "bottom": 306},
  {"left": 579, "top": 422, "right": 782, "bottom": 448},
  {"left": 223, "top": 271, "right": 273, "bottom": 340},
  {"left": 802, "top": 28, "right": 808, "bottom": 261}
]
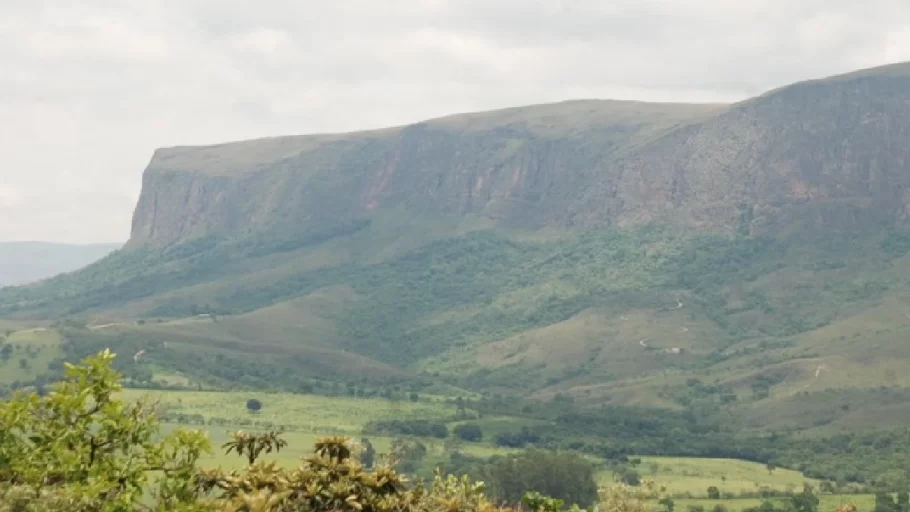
[
  {"left": 0, "top": 327, "right": 63, "bottom": 385},
  {"left": 629, "top": 456, "right": 820, "bottom": 496},
  {"left": 120, "top": 388, "right": 459, "bottom": 435},
  {"left": 662, "top": 495, "right": 876, "bottom": 512}
]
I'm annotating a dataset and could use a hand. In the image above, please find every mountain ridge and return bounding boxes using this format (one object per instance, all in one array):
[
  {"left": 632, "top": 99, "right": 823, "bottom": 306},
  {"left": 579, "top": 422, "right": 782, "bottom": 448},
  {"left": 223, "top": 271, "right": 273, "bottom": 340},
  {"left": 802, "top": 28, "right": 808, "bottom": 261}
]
[{"left": 130, "top": 61, "right": 910, "bottom": 247}]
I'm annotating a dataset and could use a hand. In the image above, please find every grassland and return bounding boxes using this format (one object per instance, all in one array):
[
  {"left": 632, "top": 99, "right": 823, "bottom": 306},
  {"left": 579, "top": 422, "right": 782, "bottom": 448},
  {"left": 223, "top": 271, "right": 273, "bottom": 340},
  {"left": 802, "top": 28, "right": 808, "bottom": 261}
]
[
  {"left": 120, "top": 388, "right": 459, "bottom": 435},
  {"left": 627, "top": 456, "right": 819, "bottom": 496},
  {"left": 661, "top": 495, "right": 876, "bottom": 512},
  {"left": 0, "top": 327, "right": 63, "bottom": 384}
]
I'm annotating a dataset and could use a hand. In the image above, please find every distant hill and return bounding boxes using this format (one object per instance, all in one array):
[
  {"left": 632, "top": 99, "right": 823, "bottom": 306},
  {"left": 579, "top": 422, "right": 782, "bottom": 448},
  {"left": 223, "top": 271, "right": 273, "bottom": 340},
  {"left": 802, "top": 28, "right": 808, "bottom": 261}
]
[
  {"left": 4, "top": 61, "right": 910, "bottom": 436},
  {"left": 0, "top": 242, "right": 120, "bottom": 286}
]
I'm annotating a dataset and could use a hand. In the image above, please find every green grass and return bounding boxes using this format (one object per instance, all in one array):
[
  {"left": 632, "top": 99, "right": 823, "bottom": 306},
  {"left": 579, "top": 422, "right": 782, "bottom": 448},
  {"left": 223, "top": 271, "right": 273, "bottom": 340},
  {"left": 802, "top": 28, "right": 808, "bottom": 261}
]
[
  {"left": 121, "top": 389, "right": 459, "bottom": 435},
  {"left": 619, "top": 456, "right": 819, "bottom": 497},
  {"left": 0, "top": 328, "right": 63, "bottom": 384},
  {"left": 661, "top": 494, "right": 875, "bottom": 512}
]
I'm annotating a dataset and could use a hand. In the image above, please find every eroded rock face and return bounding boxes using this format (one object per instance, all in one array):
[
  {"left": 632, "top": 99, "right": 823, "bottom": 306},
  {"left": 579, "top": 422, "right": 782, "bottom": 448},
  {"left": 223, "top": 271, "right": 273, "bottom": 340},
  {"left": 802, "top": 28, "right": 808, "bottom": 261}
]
[{"left": 129, "top": 62, "right": 910, "bottom": 248}]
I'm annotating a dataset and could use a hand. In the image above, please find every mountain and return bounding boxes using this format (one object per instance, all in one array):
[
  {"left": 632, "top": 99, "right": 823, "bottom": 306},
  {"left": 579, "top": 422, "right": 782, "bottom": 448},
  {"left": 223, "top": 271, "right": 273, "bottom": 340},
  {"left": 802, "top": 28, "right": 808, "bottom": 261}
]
[
  {"left": 0, "top": 242, "right": 120, "bottom": 286},
  {"left": 5, "top": 61, "right": 910, "bottom": 435},
  {"left": 129, "top": 62, "right": 910, "bottom": 248}
]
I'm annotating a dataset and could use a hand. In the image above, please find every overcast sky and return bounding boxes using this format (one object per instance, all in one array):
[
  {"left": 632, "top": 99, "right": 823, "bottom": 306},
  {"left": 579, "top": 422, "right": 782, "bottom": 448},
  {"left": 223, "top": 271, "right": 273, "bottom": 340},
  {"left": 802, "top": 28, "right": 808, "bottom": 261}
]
[{"left": 2, "top": 1, "right": 909, "bottom": 243}]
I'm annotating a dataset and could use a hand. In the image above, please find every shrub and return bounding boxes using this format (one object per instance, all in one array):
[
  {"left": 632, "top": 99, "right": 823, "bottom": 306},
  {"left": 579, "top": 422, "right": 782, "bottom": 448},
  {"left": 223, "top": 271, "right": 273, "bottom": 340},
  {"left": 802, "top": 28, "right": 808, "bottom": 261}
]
[
  {"left": 246, "top": 397, "right": 263, "bottom": 413},
  {"left": 454, "top": 423, "right": 484, "bottom": 442},
  {"left": 363, "top": 419, "right": 448, "bottom": 438}
]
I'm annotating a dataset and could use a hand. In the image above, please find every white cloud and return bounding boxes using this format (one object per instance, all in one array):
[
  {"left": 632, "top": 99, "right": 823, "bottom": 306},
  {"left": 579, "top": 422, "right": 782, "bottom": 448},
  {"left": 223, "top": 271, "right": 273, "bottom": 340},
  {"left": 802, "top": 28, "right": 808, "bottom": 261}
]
[{"left": 1, "top": 0, "right": 910, "bottom": 242}]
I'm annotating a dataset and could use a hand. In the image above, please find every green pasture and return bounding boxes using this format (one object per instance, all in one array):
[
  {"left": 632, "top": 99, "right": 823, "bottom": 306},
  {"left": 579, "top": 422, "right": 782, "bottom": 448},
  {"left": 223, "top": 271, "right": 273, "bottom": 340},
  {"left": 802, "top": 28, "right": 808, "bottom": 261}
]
[
  {"left": 122, "top": 388, "right": 460, "bottom": 434},
  {"left": 621, "top": 456, "right": 819, "bottom": 497},
  {"left": 660, "top": 494, "right": 875, "bottom": 512},
  {"left": 0, "top": 328, "right": 63, "bottom": 384}
]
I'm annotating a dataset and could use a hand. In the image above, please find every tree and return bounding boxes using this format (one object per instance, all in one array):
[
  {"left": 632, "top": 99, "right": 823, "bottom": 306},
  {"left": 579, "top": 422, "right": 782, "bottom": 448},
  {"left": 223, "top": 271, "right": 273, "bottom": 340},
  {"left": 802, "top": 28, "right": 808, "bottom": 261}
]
[
  {"left": 455, "top": 396, "right": 467, "bottom": 417},
  {"left": 707, "top": 486, "right": 721, "bottom": 500},
  {"left": 620, "top": 469, "right": 642, "bottom": 486},
  {"left": 482, "top": 449, "right": 598, "bottom": 507},
  {"left": 360, "top": 437, "right": 376, "bottom": 468},
  {"left": 0, "top": 349, "right": 209, "bottom": 510},
  {"left": 389, "top": 438, "right": 428, "bottom": 474},
  {"left": 898, "top": 492, "right": 909, "bottom": 512},
  {"left": 766, "top": 463, "right": 777, "bottom": 475},
  {"left": 409, "top": 391, "right": 419, "bottom": 402},
  {"left": 876, "top": 492, "right": 898, "bottom": 512},
  {"left": 789, "top": 484, "right": 819, "bottom": 512},
  {"left": 246, "top": 398, "right": 262, "bottom": 413},
  {"left": 659, "top": 497, "right": 676, "bottom": 512},
  {"left": 454, "top": 423, "right": 484, "bottom": 442}
]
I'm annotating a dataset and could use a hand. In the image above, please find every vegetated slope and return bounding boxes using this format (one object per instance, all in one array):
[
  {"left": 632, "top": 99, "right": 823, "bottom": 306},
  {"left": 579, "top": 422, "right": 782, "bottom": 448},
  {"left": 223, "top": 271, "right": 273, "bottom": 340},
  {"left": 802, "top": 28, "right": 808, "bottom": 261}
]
[
  {"left": 0, "top": 242, "right": 120, "bottom": 286},
  {"left": 4, "top": 62, "right": 910, "bottom": 434}
]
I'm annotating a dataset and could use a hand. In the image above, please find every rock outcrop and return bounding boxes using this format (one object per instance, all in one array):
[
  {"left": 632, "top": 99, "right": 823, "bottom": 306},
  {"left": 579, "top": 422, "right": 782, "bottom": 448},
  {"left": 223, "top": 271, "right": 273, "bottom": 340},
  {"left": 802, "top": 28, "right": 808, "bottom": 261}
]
[{"left": 130, "top": 62, "right": 910, "bottom": 247}]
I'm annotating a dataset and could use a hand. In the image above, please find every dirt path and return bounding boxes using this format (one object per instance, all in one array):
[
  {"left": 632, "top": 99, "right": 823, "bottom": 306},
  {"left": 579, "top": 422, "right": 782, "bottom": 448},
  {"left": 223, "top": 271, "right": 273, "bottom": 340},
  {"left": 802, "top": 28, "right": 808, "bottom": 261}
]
[{"left": 90, "top": 323, "right": 124, "bottom": 330}]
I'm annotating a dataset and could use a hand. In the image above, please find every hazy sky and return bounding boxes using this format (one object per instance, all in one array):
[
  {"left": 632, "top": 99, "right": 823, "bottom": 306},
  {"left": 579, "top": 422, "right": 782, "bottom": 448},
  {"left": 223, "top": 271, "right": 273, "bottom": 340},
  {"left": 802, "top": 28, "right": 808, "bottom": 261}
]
[{"left": 2, "top": 1, "right": 910, "bottom": 243}]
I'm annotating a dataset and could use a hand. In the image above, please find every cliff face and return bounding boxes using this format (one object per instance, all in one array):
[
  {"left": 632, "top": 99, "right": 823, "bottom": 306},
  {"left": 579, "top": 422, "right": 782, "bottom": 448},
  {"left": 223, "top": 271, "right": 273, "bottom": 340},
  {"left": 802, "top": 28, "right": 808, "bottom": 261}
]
[{"left": 129, "top": 62, "right": 910, "bottom": 247}]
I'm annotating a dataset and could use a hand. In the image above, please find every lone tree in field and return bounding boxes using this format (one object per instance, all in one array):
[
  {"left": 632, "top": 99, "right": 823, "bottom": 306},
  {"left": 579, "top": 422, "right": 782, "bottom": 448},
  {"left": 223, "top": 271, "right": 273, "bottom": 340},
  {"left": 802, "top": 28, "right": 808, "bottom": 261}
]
[{"left": 246, "top": 398, "right": 262, "bottom": 413}]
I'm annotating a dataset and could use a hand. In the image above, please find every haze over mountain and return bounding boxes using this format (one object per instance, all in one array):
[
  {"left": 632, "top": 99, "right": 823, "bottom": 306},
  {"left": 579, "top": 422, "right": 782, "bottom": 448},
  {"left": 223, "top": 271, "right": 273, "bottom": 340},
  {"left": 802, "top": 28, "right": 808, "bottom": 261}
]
[
  {"left": 0, "top": 242, "right": 120, "bottom": 286},
  {"left": 5, "top": 61, "right": 910, "bottom": 435}
]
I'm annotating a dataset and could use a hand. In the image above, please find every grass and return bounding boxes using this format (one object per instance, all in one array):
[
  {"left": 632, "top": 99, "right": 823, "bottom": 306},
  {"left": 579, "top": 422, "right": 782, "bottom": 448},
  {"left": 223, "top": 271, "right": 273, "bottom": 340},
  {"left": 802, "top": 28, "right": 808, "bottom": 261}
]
[
  {"left": 627, "top": 456, "right": 819, "bottom": 497},
  {"left": 0, "top": 328, "right": 63, "bottom": 384},
  {"left": 661, "top": 494, "right": 875, "bottom": 512},
  {"left": 121, "top": 389, "right": 459, "bottom": 435}
]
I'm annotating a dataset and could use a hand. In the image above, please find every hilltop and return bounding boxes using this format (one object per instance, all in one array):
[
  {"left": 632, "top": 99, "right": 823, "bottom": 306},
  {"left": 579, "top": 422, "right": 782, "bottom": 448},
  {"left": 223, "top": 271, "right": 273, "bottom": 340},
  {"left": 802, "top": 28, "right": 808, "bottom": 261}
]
[{"left": 4, "top": 61, "right": 910, "bottom": 437}]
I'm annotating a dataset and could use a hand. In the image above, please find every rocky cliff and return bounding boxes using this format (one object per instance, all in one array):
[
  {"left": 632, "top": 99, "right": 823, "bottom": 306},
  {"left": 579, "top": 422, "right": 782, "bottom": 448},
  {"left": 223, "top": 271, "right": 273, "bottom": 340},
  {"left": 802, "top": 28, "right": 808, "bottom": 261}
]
[{"left": 129, "top": 62, "right": 910, "bottom": 248}]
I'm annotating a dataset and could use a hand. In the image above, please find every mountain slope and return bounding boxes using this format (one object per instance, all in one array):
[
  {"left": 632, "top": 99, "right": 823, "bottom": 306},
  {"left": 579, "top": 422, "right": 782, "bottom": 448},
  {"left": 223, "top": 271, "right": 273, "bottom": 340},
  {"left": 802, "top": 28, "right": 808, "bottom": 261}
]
[
  {"left": 4, "top": 62, "right": 910, "bottom": 434},
  {"left": 0, "top": 242, "right": 120, "bottom": 286}
]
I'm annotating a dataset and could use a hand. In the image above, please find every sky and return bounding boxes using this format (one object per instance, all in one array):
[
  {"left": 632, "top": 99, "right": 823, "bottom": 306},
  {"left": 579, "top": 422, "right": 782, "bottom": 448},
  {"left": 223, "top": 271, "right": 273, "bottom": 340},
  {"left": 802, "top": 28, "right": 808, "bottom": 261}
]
[{"left": 2, "top": 1, "right": 910, "bottom": 244}]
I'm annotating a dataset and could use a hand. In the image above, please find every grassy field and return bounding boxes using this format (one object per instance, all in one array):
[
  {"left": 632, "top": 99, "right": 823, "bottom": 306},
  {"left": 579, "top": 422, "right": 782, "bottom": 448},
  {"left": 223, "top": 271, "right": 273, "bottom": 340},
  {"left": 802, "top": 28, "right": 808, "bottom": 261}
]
[
  {"left": 626, "top": 456, "right": 820, "bottom": 497},
  {"left": 662, "top": 494, "right": 875, "bottom": 512},
  {"left": 121, "top": 389, "right": 460, "bottom": 435},
  {"left": 0, "top": 327, "right": 63, "bottom": 384}
]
